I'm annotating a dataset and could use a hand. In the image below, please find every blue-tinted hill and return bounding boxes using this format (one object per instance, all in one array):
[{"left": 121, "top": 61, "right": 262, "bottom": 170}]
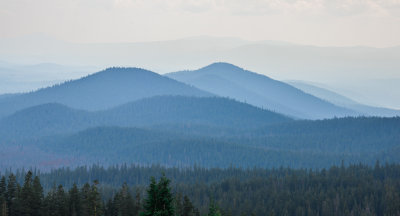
[
  {"left": 0, "top": 96, "right": 291, "bottom": 140},
  {"left": 1, "top": 101, "right": 399, "bottom": 169},
  {"left": 0, "top": 67, "right": 212, "bottom": 118},
  {"left": 166, "top": 62, "right": 358, "bottom": 119},
  {"left": 101, "top": 95, "right": 291, "bottom": 128},
  {"left": 0, "top": 103, "right": 94, "bottom": 138},
  {"left": 287, "top": 81, "right": 400, "bottom": 117},
  {"left": 32, "top": 116, "right": 400, "bottom": 169}
]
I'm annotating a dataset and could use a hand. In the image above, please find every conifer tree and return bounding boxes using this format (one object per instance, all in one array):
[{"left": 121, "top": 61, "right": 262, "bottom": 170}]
[
  {"left": 0, "top": 176, "right": 6, "bottom": 216},
  {"left": 182, "top": 195, "right": 194, "bottom": 216},
  {"left": 13, "top": 184, "right": 23, "bottom": 216},
  {"left": 175, "top": 193, "right": 183, "bottom": 216},
  {"left": 89, "top": 180, "right": 103, "bottom": 216},
  {"left": 81, "top": 183, "right": 92, "bottom": 216},
  {"left": 0, "top": 177, "right": 5, "bottom": 198},
  {"left": 31, "top": 176, "right": 43, "bottom": 216},
  {"left": 141, "top": 177, "right": 158, "bottom": 216},
  {"left": 21, "top": 171, "right": 34, "bottom": 215},
  {"left": 134, "top": 188, "right": 142, "bottom": 215},
  {"left": 141, "top": 174, "right": 175, "bottom": 216},
  {"left": 55, "top": 185, "right": 68, "bottom": 216},
  {"left": 156, "top": 174, "right": 175, "bottom": 216},
  {"left": 68, "top": 184, "right": 81, "bottom": 216},
  {"left": 6, "top": 174, "right": 17, "bottom": 216},
  {"left": 208, "top": 199, "right": 221, "bottom": 216},
  {"left": 42, "top": 185, "right": 57, "bottom": 216}
]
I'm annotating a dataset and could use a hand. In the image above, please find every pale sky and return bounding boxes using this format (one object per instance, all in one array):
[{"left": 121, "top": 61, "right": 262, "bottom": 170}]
[{"left": 1, "top": 0, "right": 400, "bottom": 47}]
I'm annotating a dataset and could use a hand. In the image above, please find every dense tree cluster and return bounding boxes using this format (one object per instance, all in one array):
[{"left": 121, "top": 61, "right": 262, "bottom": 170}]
[
  {"left": 0, "top": 171, "right": 201, "bottom": 216},
  {"left": 1, "top": 163, "right": 400, "bottom": 216}
]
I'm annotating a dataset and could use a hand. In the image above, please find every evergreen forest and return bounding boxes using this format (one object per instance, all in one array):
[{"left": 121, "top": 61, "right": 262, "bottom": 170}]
[{"left": 1, "top": 163, "right": 400, "bottom": 216}]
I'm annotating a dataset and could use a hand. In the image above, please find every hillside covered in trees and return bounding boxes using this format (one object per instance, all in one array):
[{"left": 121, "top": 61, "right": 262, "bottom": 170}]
[
  {"left": 166, "top": 63, "right": 357, "bottom": 119},
  {"left": 0, "top": 66, "right": 399, "bottom": 171},
  {"left": 1, "top": 115, "right": 399, "bottom": 170},
  {"left": 0, "top": 67, "right": 212, "bottom": 119}
]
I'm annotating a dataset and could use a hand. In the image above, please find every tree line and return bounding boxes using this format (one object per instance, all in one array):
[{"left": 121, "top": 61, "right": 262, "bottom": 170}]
[
  {"left": 0, "top": 172, "right": 211, "bottom": 216},
  {"left": 1, "top": 163, "right": 400, "bottom": 215}
]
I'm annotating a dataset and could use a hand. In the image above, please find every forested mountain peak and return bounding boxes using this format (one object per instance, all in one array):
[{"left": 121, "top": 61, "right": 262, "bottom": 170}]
[
  {"left": 199, "top": 62, "right": 247, "bottom": 73},
  {"left": 3, "top": 103, "right": 86, "bottom": 120},
  {"left": 167, "top": 62, "right": 357, "bottom": 119},
  {"left": 0, "top": 67, "right": 212, "bottom": 118},
  {"left": 169, "top": 62, "right": 271, "bottom": 81},
  {"left": 0, "top": 95, "right": 292, "bottom": 142},
  {"left": 104, "top": 95, "right": 292, "bottom": 127},
  {"left": 82, "top": 67, "right": 168, "bottom": 79}
]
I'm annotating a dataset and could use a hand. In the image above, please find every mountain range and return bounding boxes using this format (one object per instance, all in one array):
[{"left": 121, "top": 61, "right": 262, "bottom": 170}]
[
  {"left": 0, "top": 63, "right": 399, "bottom": 170},
  {"left": 167, "top": 62, "right": 360, "bottom": 119},
  {"left": 0, "top": 67, "right": 211, "bottom": 118},
  {"left": 287, "top": 80, "right": 400, "bottom": 117},
  {"left": 2, "top": 36, "right": 399, "bottom": 109},
  {"left": 0, "top": 96, "right": 290, "bottom": 140}
]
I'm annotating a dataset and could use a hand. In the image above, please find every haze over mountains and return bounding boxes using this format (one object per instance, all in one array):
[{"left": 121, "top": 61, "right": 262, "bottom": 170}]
[
  {"left": 1, "top": 36, "right": 399, "bottom": 109},
  {"left": 2, "top": 62, "right": 397, "bottom": 120},
  {"left": 0, "top": 60, "right": 98, "bottom": 94},
  {"left": 0, "top": 67, "right": 211, "bottom": 118},
  {"left": 167, "top": 63, "right": 357, "bottom": 119},
  {"left": 0, "top": 63, "right": 399, "bottom": 170},
  {"left": 0, "top": 96, "right": 290, "bottom": 140},
  {"left": 288, "top": 81, "right": 400, "bottom": 117}
]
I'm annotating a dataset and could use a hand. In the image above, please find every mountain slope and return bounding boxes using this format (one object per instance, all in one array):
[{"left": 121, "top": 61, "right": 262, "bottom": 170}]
[
  {"left": 166, "top": 62, "right": 357, "bottom": 119},
  {"left": 287, "top": 81, "right": 400, "bottom": 117},
  {"left": 101, "top": 96, "right": 290, "bottom": 128},
  {"left": 32, "top": 117, "right": 400, "bottom": 169},
  {"left": 36, "top": 126, "right": 301, "bottom": 168},
  {"left": 0, "top": 103, "right": 94, "bottom": 139},
  {"left": 0, "top": 96, "right": 291, "bottom": 140},
  {"left": 0, "top": 67, "right": 212, "bottom": 118}
]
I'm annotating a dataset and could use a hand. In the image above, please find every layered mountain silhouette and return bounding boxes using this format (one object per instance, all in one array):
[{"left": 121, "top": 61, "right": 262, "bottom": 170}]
[
  {"left": 23, "top": 116, "right": 400, "bottom": 169},
  {"left": 167, "top": 62, "right": 357, "bottom": 119},
  {"left": 1, "top": 63, "right": 399, "bottom": 170},
  {"left": 287, "top": 81, "right": 400, "bottom": 117},
  {"left": 0, "top": 96, "right": 290, "bottom": 140},
  {"left": 0, "top": 67, "right": 211, "bottom": 118}
]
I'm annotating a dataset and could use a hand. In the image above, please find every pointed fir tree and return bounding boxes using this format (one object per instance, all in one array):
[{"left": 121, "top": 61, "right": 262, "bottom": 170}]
[
  {"left": 89, "top": 180, "right": 103, "bottom": 216},
  {"left": 141, "top": 177, "right": 158, "bottom": 216},
  {"left": 42, "top": 185, "right": 57, "bottom": 216},
  {"left": 0, "top": 176, "right": 6, "bottom": 216},
  {"left": 81, "top": 183, "right": 92, "bottom": 216},
  {"left": 21, "top": 171, "right": 34, "bottom": 215},
  {"left": 208, "top": 199, "right": 221, "bottom": 216},
  {"left": 156, "top": 174, "right": 175, "bottom": 216},
  {"left": 182, "top": 195, "right": 194, "bottom": 216},
  {"left": 55, "top": 185, "right": 68, "bottom": 216},
  {"left": 68, "top": 184, "right": 82, "bottom": 216},
  {"left": 31, "top": 176, "right": 43, "bottom": 216},
  {"left": 141, "top": 174, "right": 175, "bottom": 216},
  {"left": 6, "top": 174, "right": 17, "bottom": 216},
  {"left": 134, "top": 188, "right": 142, "bottom": 216}
]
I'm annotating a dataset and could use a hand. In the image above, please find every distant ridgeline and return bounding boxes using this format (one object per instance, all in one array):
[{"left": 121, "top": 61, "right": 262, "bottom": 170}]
[
  {"left": 0, "top": 65, "right": 399, "bottom": 170},
  {"left": 1, "top": 163, "right": 400, "bottom": 216}
]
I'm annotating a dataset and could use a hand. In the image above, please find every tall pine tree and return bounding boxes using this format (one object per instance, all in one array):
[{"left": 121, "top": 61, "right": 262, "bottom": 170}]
[
  {"left": 0, "top": 176, "right": 6, "bottom": 216},
  {"left": 141, "top": 174, "right": 175, "bottom": 216},
  {"left": 31, "top": 176, "right": 43, "bottom": 216}
]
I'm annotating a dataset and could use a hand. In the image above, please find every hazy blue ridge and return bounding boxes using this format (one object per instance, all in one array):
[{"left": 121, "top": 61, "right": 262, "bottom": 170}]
[
  {"left": 0, "top": 67, "right": 212, "bottom": 119},
  {"left": 287, "top": 80, "right": 400, "bottom": 117},
  {"left": 24, "top": 116, "right": 400, "bottom": 169},
  {"left": 0, "top": 95, "right": 291, "bottom": 141},
  {"left": 166, "top": 62, "right": 359, "bottom": 119}
]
